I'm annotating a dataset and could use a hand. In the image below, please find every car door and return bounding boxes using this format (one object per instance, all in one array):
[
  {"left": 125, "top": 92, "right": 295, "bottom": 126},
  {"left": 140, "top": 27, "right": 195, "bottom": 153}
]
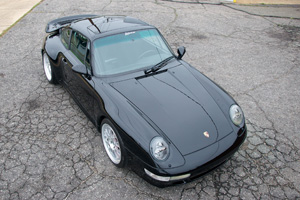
[{"left": 61, "top": 30, "right": 97, "bottom": 122}]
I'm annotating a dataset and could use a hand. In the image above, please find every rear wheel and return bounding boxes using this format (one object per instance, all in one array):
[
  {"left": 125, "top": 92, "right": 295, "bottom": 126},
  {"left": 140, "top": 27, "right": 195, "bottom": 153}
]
[
  {"left": 101, "top": 119, "right": 127, "bottom": 168},
  {"left": 43, "top": 52, "right": 58, "bottom": 84}
]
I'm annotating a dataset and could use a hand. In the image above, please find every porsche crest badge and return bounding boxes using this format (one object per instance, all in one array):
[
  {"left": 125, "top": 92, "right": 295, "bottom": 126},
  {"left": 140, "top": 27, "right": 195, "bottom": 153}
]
[{"left": 203, "top": 131, "right": 210, "bottom": 138}]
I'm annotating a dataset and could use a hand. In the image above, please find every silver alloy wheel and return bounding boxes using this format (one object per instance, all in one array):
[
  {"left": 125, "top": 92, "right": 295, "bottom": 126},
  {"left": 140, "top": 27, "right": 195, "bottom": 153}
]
[
  {"left": 43, "top": 53, "right": 52, "bottom": 81},
  {"left": 102, "top": 123, "right": 121, "bottom": 164}
]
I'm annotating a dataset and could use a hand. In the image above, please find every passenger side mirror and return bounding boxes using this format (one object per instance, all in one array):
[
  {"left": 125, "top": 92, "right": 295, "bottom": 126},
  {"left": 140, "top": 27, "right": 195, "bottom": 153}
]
[
  {"left": 72, "top": 64, "right": 87, "bottom": 74},
  {"left": 177, "top": 46, "right": 186, "bottom": 60}
]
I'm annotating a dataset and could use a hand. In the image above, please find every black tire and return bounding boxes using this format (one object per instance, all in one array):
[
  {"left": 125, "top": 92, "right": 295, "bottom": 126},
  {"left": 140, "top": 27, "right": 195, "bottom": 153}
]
[
  {"left": 101, "top": 119, "right": 127, "bottom": 168},
  {"left": 42, "top": 52, "right": 58, "bottom": 84}
]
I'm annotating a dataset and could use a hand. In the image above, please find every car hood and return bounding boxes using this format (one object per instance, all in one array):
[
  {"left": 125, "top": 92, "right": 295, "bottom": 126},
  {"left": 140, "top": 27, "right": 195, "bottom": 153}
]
[{"left": 110, "top": 65, "right": 233, "bottom": 156}]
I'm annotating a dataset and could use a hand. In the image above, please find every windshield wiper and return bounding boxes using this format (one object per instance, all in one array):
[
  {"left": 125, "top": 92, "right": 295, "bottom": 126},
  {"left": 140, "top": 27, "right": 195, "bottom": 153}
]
[{"left": 144, "top": 56, "right": 174, "bottom": 74}]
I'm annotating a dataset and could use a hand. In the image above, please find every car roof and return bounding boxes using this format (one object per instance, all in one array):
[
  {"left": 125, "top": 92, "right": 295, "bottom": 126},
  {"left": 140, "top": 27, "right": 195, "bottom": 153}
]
[{"left": 70, "top": 16, "right": 155, "bottom": 40}]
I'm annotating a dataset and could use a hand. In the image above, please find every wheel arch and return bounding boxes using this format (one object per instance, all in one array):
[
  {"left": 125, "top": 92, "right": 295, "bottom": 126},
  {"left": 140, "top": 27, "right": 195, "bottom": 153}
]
[
  {"left": 96, "top": 115, "right": 106, "bottom": 133},
  {"left": 44, "top": 34, "right": 66, "bottom": 61}
]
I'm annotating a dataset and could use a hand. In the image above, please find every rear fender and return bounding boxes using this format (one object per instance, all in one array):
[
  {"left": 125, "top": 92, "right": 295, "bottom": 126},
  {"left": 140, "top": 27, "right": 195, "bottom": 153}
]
[{"left": 44, "top": 35, "right": 65, "bottom": 61}]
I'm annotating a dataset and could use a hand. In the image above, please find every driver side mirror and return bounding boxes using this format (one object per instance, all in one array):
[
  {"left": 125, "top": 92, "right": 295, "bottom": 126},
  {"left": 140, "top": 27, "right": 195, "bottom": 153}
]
[
  {"left": 72, "top": 64, "right": 92, "bottom": 80},
  {"left": 72, "top": 64, "right": 87, "bottom": 74},
  {"left": 177, "top": 46, "right": 186, "bottom": 60}
]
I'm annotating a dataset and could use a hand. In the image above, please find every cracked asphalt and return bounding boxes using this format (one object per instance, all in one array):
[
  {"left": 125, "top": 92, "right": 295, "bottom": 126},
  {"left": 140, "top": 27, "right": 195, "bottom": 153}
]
[{"left": 1, "top": 0, "right": 300, "bottom": 199}]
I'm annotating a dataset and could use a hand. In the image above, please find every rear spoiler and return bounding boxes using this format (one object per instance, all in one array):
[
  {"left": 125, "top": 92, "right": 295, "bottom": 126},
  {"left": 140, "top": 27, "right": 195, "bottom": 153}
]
[{"left": 45, "top": 14, "right": 98, "bottom": 33}]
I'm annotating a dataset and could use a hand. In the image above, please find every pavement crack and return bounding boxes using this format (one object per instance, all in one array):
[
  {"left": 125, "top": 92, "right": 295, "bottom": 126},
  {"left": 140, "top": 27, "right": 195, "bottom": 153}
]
[
  {"left": 237, "top": 62, "right": 298, "bottom": 96},
  {"left": 102, "top": 0, "right": 113, "bottom": 11},
  {"left": 155, "top": 0, "right": 178, "bottom": 25},
  {"left": 63, "top": 171, "right": 97, "bottom": 200},
  {"left": 246, "top": 94, "right": 275, "bottom": 129}
]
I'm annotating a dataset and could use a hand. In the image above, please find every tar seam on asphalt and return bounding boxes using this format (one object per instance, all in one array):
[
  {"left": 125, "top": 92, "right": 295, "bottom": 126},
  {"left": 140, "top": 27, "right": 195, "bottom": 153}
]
[{"left": 161, "top": 0, "right": 300, "bottom": 20}]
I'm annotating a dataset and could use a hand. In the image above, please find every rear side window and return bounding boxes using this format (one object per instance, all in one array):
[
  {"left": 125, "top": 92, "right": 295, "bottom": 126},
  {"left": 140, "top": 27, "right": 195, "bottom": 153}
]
[
  {"left": 70, "top": 31, "right": 88, "bottom": 64},
  {"left": 61, "top": 28, "right": 71, "bottom": 49}
]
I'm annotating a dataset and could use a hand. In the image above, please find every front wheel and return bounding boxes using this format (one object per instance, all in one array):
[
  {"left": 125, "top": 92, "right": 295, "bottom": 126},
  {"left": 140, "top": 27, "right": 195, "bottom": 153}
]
[
  {"left": 43, "top": 52, "right": 58, "bottom": 84},
  {"left": 101, "top": 119, "right": 127, "bottom": 168}
]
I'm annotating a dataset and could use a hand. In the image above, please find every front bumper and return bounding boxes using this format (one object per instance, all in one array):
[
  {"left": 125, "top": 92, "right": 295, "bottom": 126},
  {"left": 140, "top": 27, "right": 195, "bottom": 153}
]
[{"left": 133, "top": 126, "right": 247, "bottom": 187}]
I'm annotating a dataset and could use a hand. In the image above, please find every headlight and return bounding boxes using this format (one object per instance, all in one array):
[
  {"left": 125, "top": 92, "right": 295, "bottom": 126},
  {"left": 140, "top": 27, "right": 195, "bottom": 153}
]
[
  {"left": 150, "top": 137, "right": 169, "bottom": 161},
  {"left": 229, "top": 105, "right": 244, "bottom": 126}
]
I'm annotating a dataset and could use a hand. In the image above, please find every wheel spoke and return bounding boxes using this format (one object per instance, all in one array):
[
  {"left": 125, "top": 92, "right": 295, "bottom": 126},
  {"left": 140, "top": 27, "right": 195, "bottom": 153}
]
[
  {"left": 43, "top": 53, "right": 52, "bottom": 81},
  {"left": 101, "top": 123, "right": 122, "bottom": 164}
]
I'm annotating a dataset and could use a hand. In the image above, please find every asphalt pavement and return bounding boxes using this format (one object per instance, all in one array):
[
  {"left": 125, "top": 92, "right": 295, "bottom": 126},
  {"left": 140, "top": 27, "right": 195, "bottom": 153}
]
[{"left": 0, "top": 0, "right": 300, "bottom": 199}]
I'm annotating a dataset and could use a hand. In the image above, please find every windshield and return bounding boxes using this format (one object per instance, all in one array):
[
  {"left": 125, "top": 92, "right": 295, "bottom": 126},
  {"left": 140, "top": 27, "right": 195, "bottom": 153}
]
[{"left": 93, "top": 29, "right": 173, "bottom": 76}]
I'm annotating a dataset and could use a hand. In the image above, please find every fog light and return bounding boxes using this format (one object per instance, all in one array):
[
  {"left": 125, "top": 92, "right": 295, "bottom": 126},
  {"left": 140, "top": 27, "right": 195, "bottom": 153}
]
[
  {"left": 144, "top": 168, "right": 190, "bottom": 182},
  {"left": 170, "top": 173, "right": 191, "bottom": 181}
]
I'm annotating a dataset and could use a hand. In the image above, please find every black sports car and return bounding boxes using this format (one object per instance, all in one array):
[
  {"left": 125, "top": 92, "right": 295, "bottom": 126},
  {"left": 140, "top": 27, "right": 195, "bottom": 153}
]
[{"left": 42, "top": 15, "right": 247, "bottom": 187}]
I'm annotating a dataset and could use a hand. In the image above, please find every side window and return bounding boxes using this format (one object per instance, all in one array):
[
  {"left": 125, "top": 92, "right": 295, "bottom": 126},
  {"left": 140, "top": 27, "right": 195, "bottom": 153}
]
[
  {"left": 61, "top": 28, "right": 71, "bottom": 49},
  {"left": 70, "top": 31, "right": 88, "bottom": 64}
]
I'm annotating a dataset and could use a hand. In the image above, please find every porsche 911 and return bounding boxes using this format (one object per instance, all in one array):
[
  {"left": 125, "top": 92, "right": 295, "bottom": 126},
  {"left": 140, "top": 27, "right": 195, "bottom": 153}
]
[{"left": 42, "top": 15, "right": 247, "bottom": 187}]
